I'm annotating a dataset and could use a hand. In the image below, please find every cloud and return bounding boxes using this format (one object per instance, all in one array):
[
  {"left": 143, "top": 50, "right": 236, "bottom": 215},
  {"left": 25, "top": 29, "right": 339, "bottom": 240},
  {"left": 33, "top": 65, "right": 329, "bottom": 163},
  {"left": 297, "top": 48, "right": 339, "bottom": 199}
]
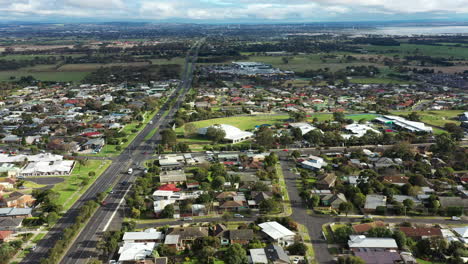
[{"left": 1, "top": 0, "right": 468, "bottom": 21}]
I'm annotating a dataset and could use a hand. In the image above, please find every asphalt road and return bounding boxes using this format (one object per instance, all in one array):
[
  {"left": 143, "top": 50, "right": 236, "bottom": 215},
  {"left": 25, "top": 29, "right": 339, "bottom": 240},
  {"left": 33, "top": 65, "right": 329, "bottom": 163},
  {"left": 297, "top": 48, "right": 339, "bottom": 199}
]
[{"left": 21, "top": 40, "right": 203, "bottom": 264}]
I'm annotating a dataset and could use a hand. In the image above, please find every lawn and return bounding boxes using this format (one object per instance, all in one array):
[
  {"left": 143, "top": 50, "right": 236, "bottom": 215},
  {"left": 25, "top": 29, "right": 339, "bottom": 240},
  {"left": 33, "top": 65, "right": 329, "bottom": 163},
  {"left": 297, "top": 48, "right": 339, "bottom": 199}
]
[
  {"left": 275, "top": 164, "right": 292, "bottom": 217},
  {"left": 176, "top": 113, "right": 379, "bottom": 136},
  {"left": 246, "top": 54, "right": 378, "bottom": 72},
  {"left": 88, "top": 109, "right": 159, "bottom": 157},
  {"left": 297, "top": 224, "right": 316, "bottom": 262},
  {"left": 361, "top": 43, "right": 468, "bottom": 59},
  {"left": 51, "top": 159, "right": 112, "bottom": 210},
  {"left": 390, "top": 110, "right": 464, "bottom": 128},
  {"left": 32, "top": 232, "right": 46, "bottom": 243}
]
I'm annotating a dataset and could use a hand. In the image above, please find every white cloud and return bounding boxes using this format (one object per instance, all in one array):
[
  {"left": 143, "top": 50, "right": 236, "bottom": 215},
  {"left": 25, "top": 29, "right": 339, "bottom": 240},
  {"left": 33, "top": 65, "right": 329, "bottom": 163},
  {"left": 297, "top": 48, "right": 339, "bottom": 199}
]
[{"left": 1, "top": 0, "right": 468, "bottom": 21}]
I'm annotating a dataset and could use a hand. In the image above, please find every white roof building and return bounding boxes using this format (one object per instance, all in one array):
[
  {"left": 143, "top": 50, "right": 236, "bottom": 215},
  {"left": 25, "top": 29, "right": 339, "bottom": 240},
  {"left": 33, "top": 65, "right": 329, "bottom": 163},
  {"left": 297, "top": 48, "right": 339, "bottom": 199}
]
[
  {"left": 300, "top": 156, "right": 327, "bottom": 170},
  {"left": 118, "top": 242, "right": 155, "bottom": 262},
  {"left": 198, "top": 124, "right": 253, "bottom": 143},
  {"left": 249, "top": 248, "right": 268, "bottom": 264},
  {"left": 153, "top": 200, "right": 176, "bottom": 214},
  {"left": 20, "top": 160, "right": 75, "bottom": 177},
  {"left": 375, "top": 115, "right": 432, "bottom": 133},
  {"left": 289, "top": 122, "right": 318, "bottom": 135},
  {"left": 453, "top": 227, "right": 468, "bottom": 238},
  {"left": 0, "top": 153, "right": 64, "bottom": 164},
  {"left": 342, "top": 123, "right": 380, "bottom": 139},
  {"left": 259, "top": 221, "right": 295, "bottom": 243},
  {"left": 123, "top": 229, "right": 164, "bottom": 243},
  {"left": 348, "top": 235, "right": 398, "bottom": 249}
]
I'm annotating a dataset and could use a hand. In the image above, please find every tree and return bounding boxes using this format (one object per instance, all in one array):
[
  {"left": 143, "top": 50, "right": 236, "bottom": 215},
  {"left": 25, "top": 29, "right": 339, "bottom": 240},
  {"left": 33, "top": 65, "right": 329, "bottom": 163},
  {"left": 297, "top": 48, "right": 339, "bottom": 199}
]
[
  {"left": 334, "top": 226, "right": 353, "bottom": 243},
  {"left": 131, "top": 208, "right": 141, "bottom": 218},
  {"left": 393, "top": 230, "right": 407, "bottom": 250},
  {"left": 368, "top": 227, "right": 393, "bottom": 238},
  {"left": 309, "top": 195, "right": 320, "bottom": 208},
  {"left": 198, "top": 246, "right": 216, "bottom": 263},
  {"left": 259, "top": 199, "right": 280, "bottom": 213},
  {"left": 160, "top": 204, "right": 174, "bottom": 218},
  {"left": 339, "top": 202, "right": 353, "bottom": 216},
  {"left": 255, "top": 127, "right": 275, "bottom": 148},
  {"left": 46, "top": 212, "right": 59, "bottom": 225},
  {"left": 353, "top": 193, "right": 366, "bottom": 208},
  {"left": 206, "top": 126, "right": 226, "bottom": 143},
  {"left": 287, "top": 242, "right": 307, "bottom": 255},
  {"left": 333, "top": 112, "right": 346, "bottom": 123},
  {"left": 403, "top": 199, "right": 414, "bottom": 210},
  {"left": 184, "top": 123, "right": 198, "bottom": 138},
  {"left": 407, "top": 112, "right": 421, "bottom": 121},
  {"left": 224, "top": 243, "right": 248, "bottom": 264},
  {"left": 160, "top": 129, "right": 177, "bottom": 147},
  {"left": 211, "top": 176, "right": 225, "bottom": 189},
  {"left": 444, "top": 123, "right": 464, "bottom": 140},
  {"left": 282, "top": 57, "right": 289, "bottom": 64}
]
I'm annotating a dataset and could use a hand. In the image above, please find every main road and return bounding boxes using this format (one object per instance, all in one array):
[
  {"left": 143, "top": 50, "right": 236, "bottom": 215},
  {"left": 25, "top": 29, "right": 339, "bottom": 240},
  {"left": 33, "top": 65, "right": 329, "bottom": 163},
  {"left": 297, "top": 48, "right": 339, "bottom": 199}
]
[{"left": 21, "top": 39, "right": 203, "bottom": 264}]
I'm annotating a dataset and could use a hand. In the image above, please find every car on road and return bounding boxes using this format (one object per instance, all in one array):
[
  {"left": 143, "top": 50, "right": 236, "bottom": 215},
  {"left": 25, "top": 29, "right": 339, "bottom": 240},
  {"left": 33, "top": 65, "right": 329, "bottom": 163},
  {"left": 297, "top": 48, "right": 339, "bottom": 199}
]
[
  {"left": 283, "top": 149, "right": 289, "bottom": 152},
  {"left": 293, "top": 257, "right": 300, "bottom": 264},
  {"left": 31, "top": 246, "right": 36, "bottom": 251},
  {"left": 101, "top": 201, "right": 107, "bottom": 206},
  {"left": 452, "top": 216, "right": 461, "bottom": 221},
  {"left": 120, "top": 181, "right": 127, "bottom": 185},
  {"left": 128, "top": 168, "right": 133, "bottom": 174},
  {"left": 183, "top": 217, "right": 193, "bottom": 221},
  {"left": 109, "top": 190, "right": 114, "bottom": 194},
  {"left": 234, "top": 214, "right": 244, "bottom": 218}
]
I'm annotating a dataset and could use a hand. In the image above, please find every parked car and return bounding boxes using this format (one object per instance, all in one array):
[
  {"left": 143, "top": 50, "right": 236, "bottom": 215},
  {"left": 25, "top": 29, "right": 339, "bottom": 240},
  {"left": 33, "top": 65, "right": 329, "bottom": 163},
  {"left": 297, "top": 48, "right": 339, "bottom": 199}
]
[{"left": 234, "top": 214, "right": 244, "bottom": 218}]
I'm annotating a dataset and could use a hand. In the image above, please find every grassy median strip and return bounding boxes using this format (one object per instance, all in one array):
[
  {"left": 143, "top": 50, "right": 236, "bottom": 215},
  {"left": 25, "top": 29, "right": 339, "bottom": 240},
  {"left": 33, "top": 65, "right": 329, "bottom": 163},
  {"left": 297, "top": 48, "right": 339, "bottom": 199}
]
[
  {"left": 275, "top": 164, "right": 293, "bottom": 217},
  {"left": 298, "top": 223, "right": 316, "bottom": 263},
  {"left": 58, "top": 160, "right": 112, "bottom": 210}
]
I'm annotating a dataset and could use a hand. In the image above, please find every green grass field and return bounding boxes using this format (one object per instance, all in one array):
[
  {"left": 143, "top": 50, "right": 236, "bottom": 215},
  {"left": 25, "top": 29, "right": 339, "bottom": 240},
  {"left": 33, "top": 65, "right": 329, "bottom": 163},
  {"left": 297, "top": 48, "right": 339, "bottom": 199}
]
[
  {"left": 176, "top": 113, "right": 379, "bottom": 135},
  {"left": 391, "top": 110, "right": 463, "bottom": 128},
  {"left": 361, "top": 43, "right": 468, "bottom": 59},
  {"left": 246, "top": 54, "right": 378, "bottom": 72},
  {"left": 51, "top": 159, "right": 112, "bottom": 210}
]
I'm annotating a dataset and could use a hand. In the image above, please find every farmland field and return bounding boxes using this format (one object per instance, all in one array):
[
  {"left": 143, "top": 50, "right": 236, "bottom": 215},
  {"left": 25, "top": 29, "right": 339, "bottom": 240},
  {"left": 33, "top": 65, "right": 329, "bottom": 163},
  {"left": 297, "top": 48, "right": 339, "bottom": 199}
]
[
  {"left": 360, "top": 43, "right": 468, "bottom": 59},
  {"left": 246, "top": 54, "right": 378, "bottom": 72}
]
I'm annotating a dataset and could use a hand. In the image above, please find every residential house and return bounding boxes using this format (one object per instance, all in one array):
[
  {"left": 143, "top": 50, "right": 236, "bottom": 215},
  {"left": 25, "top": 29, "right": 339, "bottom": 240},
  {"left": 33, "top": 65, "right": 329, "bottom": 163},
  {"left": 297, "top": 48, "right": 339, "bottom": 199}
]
[
  {"left": 382, "top": 175, "right": 409, "bottom": 186},
  {"left": 118, "top": 242, "right": 156, "bottom": 263},
  {"left": 300, "top": 156, "right": 327, "bottom": 171},
  {"left": 159, "top": 170, "right": 187, "bottom": 184},
  {"left": 321, "top": 193, "right": 347, "bottom": 209},
  {"left": 0, "top": 217, "right": 23, "bottom": 230},
  {"left": 353, "top": 250, "right": 402, "bottom": 264},
  {"left": 0, "top": 208, "right": 32, "bottom": 218},
  {"left": 1, "top": 192, "right": 36, "bottom": 208},
  {"left": 264, "top": 244, "right": 290, "bottom": 264},
  {"left": 259, "top": 221, "right": 295, "bottom": 246},
  {"left": 364, "top": 195, "right": 387, "bottom": 213},
  {"left": 122, "top": 229, "right": 164, "bottom": 243},
  {"left": 399, "top": 226, "right": 442, "bottom": 240},
  {"left": 249, "top": 248, "right": 268, "bottom": 264},
  {"left": 229, "top": 229, "right": 254, "bottom": 245},
  {"left": 164, "top": 227, "right": 208, "bottom": 250},
  {"left": 316, "top": 174, "right": 337, "bottom": 189},
  {"left": 439, "top": 197, "right": 468, "bottom": 209},
  {"left": 348, "top": 235, "right": 398, "bottom": 251},
  {"left": 352, "top": 221, "right": 386, "bottom": 234},
  {"left": 0, "top": 230, "right": 12, "bottom": 242}
]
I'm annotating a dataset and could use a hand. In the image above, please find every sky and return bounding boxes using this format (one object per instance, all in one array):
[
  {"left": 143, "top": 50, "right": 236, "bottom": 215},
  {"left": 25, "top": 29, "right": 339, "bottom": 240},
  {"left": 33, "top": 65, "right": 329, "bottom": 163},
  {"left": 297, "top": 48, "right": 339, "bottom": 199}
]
[{"left": 1, "top": 0, "right": 468, "bottom": 23}]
